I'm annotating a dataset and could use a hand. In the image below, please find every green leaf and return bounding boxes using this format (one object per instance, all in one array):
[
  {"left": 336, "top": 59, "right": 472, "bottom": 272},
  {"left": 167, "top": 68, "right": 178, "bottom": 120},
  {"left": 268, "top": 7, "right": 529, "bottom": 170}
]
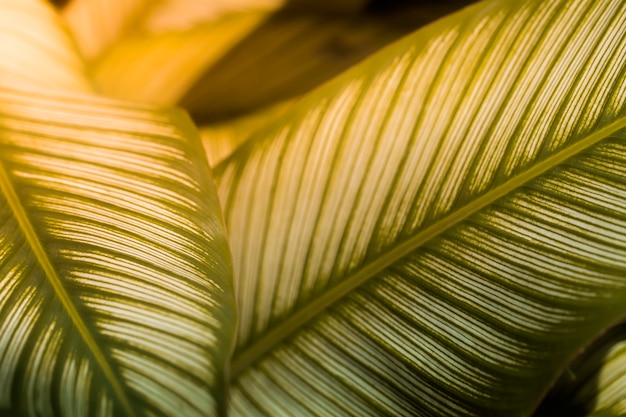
[
  {"left": 0, "top": 0, "right": 91, "bottom": 92},
  {"left": 212, "top": 0, "right": 626, "bottom": 415},
  {"left": 0, "top": 87, "right": 235, "bottom": 417},
  {"left": 201, "top": 98, "right": 296, "bottom": 167}
]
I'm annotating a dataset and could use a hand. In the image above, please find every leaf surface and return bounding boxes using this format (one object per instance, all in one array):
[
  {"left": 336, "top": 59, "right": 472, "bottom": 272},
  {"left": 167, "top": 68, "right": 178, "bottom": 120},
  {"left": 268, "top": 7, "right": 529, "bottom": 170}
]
[
  {"left": 178, "top": 12, "right": 416, "bottom": 122},
  {"left": 90, "top": 12, "right": 267, "bottom": 106},
  {"left": 212, "top": 0, "right": 626, "bottom": 415},
  {"left": 62, "top": 0, "right": 367, "bottom": 59},
  {"left": 0, "top": 88, "right": 235, "bottom": 417},
  {"left": 0, "top": 0, "right": 90, "bottom": 92},
  {"left": 201, "top": 98, "right": 296, "bottom": 167},
  {"left": 90, "top": 11, "right": 417, "bottom": 121}
]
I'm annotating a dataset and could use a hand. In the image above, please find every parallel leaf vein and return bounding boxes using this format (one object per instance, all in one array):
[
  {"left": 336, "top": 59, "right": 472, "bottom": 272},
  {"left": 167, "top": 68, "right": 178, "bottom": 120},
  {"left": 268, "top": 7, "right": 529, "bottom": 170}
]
[
  {"left": 231, "top": 116, "right": 626, "bottom": 378},
  {"left": 0, "top": 158, "right": 136, "bottom": 417}
]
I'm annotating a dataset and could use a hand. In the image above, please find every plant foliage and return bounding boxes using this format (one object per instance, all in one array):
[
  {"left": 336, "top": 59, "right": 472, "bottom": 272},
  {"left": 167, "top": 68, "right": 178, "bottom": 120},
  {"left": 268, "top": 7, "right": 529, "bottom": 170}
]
[{"left": 0, "top": 0, "right": 625, "bottom": 416}]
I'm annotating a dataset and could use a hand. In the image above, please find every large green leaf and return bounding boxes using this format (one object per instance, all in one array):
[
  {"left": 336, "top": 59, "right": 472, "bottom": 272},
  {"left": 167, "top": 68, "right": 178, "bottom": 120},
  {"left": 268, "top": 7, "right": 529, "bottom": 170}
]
[
  {"left": 0, "top": 87, "right": 235, "bottom": 417},
  {"left": 212, "top": 0, "right": 626, "bottom": 415}
]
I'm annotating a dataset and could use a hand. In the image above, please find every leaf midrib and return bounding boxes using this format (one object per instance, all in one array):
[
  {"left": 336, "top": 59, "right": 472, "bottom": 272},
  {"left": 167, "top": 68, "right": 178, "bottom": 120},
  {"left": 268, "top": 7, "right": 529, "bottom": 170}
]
[
  {"left": 230, "top": 116, "right": 626, "bottom": 379},
  {"left": 0, "top": 159, "right": 136, "bottom": 417}
]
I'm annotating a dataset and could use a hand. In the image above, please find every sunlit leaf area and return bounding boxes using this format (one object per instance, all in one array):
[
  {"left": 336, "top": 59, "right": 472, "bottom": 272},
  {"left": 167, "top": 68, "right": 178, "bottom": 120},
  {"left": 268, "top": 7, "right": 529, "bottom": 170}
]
[{"left": 1, "top": 0, "right": 625, "bottom": 416}]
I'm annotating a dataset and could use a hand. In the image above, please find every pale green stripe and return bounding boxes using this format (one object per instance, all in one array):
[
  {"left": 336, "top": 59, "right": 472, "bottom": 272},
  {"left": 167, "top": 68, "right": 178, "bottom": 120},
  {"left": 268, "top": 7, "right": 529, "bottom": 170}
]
[
  {"left": 230, "top": 116, "right": 626, "bottom": 377},
  {"left": 0, "top": 138, "right": 134, "bottom": 417}
]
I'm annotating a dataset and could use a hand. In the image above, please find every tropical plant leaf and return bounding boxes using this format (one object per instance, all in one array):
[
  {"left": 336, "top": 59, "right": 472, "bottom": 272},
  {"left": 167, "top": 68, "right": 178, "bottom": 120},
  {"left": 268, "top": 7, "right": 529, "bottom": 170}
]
[
  {"left": 0, "top": 87, "right": 235, "bottom": 417},
  {"left": 178, "top": 12, "right": 418, "bottom": 122},
  {"left": 90, "top": 11, "right": 417, "bottom": 121},
  {"left": 535, "top": 322, "right": 626, "bottom": 416},
  {"left": 211, "top": 0, "right": 626, "bottom": 415},
  {"left": 0, "top": 0, "right": 90, "bottom": 92},
  {"left": 138, "top": 0, "right": 368, "bottom": 33},
  {"left": 201, "top": 98, "right": 296, "bottom": 167},
  {"left": 62, "top": 0, "right": 145, "bottom": 58},
  {"left": 90, "top": 12, "right": 267, "bottom": 106},
  {"left": 62, "top": 0, "right": 367, "bottom": 59}
]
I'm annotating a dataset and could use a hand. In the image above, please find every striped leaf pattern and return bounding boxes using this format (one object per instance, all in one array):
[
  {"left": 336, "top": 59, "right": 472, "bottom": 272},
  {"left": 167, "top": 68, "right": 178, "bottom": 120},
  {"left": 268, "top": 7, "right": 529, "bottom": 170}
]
[
  {"left": 0, "top": 88, "right": 235, "bottom": 417},
  {"left": 213, "top": 0, "right": 626, "bottom": 415},
  {"left": 201, "top": 98, "right": 296, "bottom": 167}
]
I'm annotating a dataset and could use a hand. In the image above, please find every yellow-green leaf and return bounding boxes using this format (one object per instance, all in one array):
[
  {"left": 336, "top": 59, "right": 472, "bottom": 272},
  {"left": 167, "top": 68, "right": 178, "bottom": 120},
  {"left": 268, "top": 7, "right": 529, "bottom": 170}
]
[
  {"left": 0, "top": 87, "right": 235, "bottom": 417},
  {"left": 212, "top": 0, "right": 626, "bottom": 415},
  {"left": 201, "top": 98, "right": 296, "bottom": 166}
]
